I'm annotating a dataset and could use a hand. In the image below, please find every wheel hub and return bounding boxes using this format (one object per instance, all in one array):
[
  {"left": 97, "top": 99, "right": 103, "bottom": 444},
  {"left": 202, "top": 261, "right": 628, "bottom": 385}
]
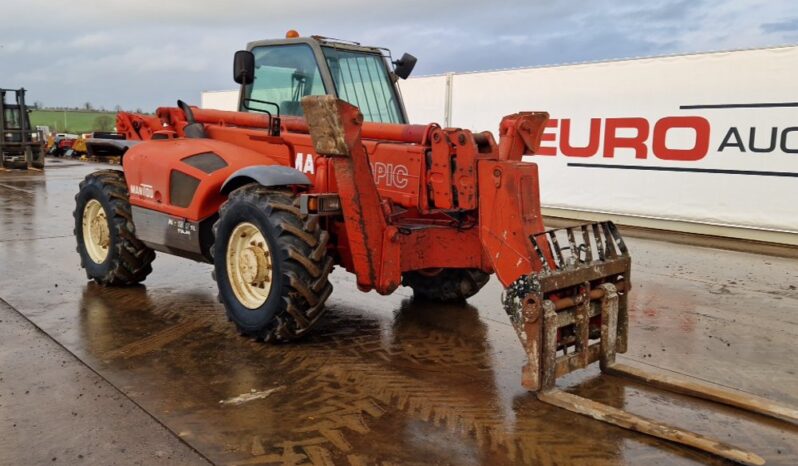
[
  {"left": 82, "top": 199, "right": 110, "bottom": 263},
  {"left": 226, "top": 222, "right": 273, "bottom": 309},
  {"left": 239, "top": 245, "right": 271, "bottom": 286},
  {"left": 89, "top": 214, "right": 110, "bottom": 248}
]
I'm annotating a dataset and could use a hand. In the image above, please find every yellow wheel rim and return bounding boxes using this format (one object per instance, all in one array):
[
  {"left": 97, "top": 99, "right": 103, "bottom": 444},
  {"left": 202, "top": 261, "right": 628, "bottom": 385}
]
[
  {"left": 227, "top": 222, "right": 273, "bottom": 309},
  {"left": 82, "top": 199, "right": 110, "bottom": 263}
]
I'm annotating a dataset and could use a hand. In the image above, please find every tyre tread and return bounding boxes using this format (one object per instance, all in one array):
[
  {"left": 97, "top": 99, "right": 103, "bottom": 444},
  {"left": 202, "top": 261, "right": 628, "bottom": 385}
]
[
  {"left": 212, "top": 185, "right": 333, "bottom": 342},
  {"left": 74, "top": 170, "right": 155, "bottom": 285}
]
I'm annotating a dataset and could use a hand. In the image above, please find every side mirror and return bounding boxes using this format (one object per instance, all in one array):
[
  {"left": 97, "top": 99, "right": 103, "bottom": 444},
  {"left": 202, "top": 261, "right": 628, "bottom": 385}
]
[
  {"left": 233, "top": 50, "right": 255, "bottom": 85},
  {"left": 393, "top": 53, "right": 417, "bottom": 80}
]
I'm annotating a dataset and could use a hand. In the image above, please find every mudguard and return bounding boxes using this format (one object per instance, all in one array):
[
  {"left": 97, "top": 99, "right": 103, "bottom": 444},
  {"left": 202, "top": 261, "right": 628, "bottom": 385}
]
[{"left": 221, "top": 165, "right": 311, "bottom": 194}]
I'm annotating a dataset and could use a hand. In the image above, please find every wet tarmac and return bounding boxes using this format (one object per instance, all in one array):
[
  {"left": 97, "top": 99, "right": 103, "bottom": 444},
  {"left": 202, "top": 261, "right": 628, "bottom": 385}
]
[
  {"left": 0, "top": 299, "right": 210, "bottom": 465},
  {"left": 1, "top": 159, "right": 797, "bottom": 465}
]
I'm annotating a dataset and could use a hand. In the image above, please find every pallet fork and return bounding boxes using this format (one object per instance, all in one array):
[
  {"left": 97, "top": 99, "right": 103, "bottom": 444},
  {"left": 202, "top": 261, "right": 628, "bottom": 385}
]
[{"left": 506, "top": 223, "right": 797, "bottom": 465}]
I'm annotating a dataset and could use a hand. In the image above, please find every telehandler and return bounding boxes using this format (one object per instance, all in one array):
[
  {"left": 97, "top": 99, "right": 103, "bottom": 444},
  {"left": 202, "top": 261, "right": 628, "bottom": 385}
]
[{"left": 73, "top": 32, "right": 795, "bottom": 464}]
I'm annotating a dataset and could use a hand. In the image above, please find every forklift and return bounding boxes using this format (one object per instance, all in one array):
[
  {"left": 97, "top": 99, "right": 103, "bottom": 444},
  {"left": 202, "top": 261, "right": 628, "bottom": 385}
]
[{"left": 1, "top": 88, "right": 44, "bottom": 170}]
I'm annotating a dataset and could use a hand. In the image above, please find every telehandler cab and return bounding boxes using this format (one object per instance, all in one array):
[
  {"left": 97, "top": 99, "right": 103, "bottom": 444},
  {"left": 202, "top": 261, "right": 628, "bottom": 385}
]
[{"left": 73, "top": 33, "right": 796, "bottom": 464}]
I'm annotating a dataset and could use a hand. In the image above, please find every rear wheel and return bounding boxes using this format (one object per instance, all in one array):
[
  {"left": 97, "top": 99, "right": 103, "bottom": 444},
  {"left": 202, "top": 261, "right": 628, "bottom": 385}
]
[
  {"left": 74, "top": 170, "right": 155, "bottom": 285},
  {"left": 212, "top": 185, "right": 333, "bottom": 342},
  {"left": 402, "top": 268, "right": 490, "bottom": 302}
]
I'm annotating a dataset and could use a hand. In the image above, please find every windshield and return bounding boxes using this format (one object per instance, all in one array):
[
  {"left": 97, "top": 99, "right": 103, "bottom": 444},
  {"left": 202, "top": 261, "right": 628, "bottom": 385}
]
[
  {"left": 323, "top": 47, "right": 403, "bottom": 124},
  {"left": 245, "top": 44, "right": 326, "bottom": 117}
]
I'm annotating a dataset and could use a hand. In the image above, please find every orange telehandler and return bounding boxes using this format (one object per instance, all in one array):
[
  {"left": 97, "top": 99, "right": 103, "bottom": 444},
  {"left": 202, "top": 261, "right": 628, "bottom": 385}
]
[{"left": 72, "top": 33, "right": 796, "bottom": 464}]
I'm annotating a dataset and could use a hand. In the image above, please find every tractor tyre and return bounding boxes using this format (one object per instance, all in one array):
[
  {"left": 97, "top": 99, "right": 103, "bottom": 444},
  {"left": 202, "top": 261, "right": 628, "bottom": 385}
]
[
  {"left": 211, "top": 185, "right": 333, "bottom": 342},
  {"left": 402, "top": 268, "right": 490, "bottom": 302},
  {"left": 5, "top": 160, "right": 27, "bottom": 170},
  {"left": 74, "top": 170, "right": 155, "bottom": 285}
]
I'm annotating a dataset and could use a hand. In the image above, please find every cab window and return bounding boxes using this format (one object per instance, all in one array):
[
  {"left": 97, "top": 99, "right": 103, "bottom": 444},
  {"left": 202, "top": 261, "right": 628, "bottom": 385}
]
[
  {"left": 323, "top": 48, "right": 403, "bottom": 124},
  {"left": 245, "top": 44, "right": 326, "bottom": 117}
]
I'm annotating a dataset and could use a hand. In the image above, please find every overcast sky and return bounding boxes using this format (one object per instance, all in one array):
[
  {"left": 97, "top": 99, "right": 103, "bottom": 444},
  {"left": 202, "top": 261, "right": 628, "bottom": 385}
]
[{"left": 1, "top": 0, "right": 795, "bottom": 110}]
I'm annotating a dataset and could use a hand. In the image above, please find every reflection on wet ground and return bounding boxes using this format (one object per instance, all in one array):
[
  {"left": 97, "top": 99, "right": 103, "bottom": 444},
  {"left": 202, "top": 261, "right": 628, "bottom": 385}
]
[{"left": 1, "top": 161, "right": 797, "bottom": 465}]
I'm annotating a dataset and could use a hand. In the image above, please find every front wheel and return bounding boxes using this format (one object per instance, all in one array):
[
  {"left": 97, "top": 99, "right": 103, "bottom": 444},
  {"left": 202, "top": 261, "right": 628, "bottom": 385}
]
[
  {"left": 73, "top": 170, "right": 155, "bottom": 285},
  {"left": 212, "top": 185, "right": 333, "bottom": 342}
]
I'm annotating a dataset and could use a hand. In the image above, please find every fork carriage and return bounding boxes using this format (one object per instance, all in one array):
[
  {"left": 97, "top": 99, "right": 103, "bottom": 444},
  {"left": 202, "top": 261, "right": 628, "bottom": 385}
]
[{"left": 504, "top": 221, "right": 795, "bottom": 465}]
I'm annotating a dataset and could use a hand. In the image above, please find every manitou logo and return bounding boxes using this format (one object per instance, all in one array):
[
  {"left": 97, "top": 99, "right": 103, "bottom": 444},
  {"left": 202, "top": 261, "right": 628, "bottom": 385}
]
[
  {"left": 130, "top": 183, "right": 154, "bottom": 198},
  {"left": 539, "top": 117, "right": 798, "bottom": 160},
  {"left": 295, "top": 152, "right": 410, "bottom": 188},
  {"left": 294, "top": 152, "right": 315, "bottom": 174}
]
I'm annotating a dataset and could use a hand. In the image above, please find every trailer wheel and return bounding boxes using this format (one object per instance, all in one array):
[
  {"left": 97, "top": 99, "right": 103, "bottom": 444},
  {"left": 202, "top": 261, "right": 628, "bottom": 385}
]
[
  {"left": 74, "top": 170, "right": 155, "bottom": 285},
  {"left": 402, "top": 268, "right": 490, "bottom": 302},
  {"left": 211, "top": 185, "right": 333, "bottom": 342}
]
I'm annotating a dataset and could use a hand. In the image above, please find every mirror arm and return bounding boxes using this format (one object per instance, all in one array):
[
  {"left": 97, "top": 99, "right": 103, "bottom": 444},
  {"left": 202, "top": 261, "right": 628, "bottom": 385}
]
[{"left": 237, "top": 81, "right": 247, "bottom": 112}]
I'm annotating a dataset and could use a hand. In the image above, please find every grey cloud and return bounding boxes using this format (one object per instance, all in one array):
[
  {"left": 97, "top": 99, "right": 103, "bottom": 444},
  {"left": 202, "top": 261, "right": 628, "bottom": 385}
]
[
  {"left": 761, "top": 18, "right": 798, "bottom": 32},
  {"left": 0, "top": 0, "right": 794, "bottom": 110}
]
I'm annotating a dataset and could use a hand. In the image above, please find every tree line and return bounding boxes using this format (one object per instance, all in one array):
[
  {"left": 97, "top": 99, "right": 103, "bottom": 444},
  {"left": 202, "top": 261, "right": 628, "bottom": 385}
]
[{"left": 30, "top": 102, "right": 144, "bottom": 113}]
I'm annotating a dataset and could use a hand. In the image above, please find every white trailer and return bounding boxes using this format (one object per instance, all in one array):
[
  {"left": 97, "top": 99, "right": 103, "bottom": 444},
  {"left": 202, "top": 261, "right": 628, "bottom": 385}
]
[{"left": 202, "top": 45, "right": 798, "bottom": 245}]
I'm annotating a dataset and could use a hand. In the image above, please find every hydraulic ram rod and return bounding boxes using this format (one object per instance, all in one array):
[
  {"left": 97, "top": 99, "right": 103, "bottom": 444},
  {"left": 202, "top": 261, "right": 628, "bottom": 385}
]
[{"left": 282, "top": 117, "right": 430, "bottom": 144}]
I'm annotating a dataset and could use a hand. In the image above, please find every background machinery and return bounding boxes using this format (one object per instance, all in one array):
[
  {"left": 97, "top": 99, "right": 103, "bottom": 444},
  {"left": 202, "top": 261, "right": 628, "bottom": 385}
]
[
  {"left": 72, "top": 33, "right": 796, "bottom": 464},
  {"left": 1, "top": 88, "right": 44, "bottom": 170}
]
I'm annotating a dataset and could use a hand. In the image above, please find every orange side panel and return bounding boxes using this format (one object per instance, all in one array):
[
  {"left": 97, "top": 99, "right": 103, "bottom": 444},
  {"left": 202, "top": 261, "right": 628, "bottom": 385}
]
[
  {"left": 123, "top": 138, "right": 283, "bottom": 221},
  {"left": 361, "top": 141, "right": 425, "bottom": 210},
  {"left": 205, "top": 126, "right": 293, "bottom": 167},
  {"left": 397, "top": 227, "right": 486, "bottom": 271}
]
